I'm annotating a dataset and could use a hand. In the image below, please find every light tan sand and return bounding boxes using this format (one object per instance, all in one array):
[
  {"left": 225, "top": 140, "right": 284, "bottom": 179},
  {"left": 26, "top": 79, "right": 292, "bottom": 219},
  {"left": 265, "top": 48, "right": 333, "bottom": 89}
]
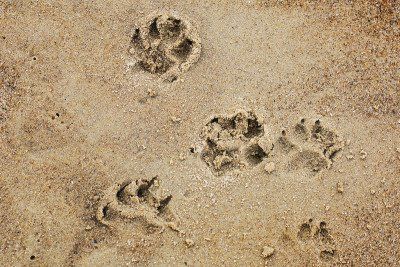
[{"left": 0, "top": 1, "right": 399, "bottom": 266}]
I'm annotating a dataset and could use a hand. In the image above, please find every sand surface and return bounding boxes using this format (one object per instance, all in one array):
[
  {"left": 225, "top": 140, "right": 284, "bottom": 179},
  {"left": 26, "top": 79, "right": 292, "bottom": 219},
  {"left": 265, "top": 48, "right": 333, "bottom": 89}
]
[{"left": 0, "top": 1, "right": 399, "bottom": 266}]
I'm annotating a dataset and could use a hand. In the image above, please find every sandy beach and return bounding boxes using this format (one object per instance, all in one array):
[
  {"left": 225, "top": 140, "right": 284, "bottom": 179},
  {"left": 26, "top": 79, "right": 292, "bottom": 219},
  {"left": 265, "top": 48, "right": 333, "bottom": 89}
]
[{"left": 0, "top": 1, "right": 399, "bottom": 266}]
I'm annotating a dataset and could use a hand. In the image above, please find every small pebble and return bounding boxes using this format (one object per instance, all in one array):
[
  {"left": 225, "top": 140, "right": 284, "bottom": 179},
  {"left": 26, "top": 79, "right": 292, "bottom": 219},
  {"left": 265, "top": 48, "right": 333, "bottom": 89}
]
[
  {"left": 370, "top": 189, "right": 376, "bottom": 195},
  {"left": 179, "top": 153, "right": 186, "bottom": 161},
  {"left": 185, "top": 239, "right": 195, "bottom": 247},
  {"left": 325, "top": 205, "right": 331, "bottom": 211},
  {"left": 337, "top": 181, "right": 344, "bottom": 193},
  {"left": 262, "top": 245, "right": 275, "bottom": 258},
  {"left": 128, "top": 47, "right": 136, "bottom": 54},
  {"left": 264, "top": 162, "right": 276, "bottom": 173},
  {"left": 171, "top": 116, "right": 181, "bottom": 123}
]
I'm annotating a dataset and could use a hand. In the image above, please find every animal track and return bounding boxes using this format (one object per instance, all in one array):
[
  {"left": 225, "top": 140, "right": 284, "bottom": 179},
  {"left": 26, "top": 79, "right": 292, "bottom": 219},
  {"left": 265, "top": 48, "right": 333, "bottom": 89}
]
[
  {"left": 297, "top": 220, "right": 337, "bottom": 262},
  {"left": 275, "top": 119, "right": 343, "bottom": 173},
  {"left": 200, "top": 112, "right": 343, "bottom": 176},
  {"left": 129, "top": 12, "right": 201, "bottom": 82},
  {"left": 200, "top": 110, "right": 273, "bottom": 175},
  {"left": 0, "top": 63, "right": 18, "bottom": 123},
  {"left": 96, "top": 176, "right": 177, "bottom": 232}
]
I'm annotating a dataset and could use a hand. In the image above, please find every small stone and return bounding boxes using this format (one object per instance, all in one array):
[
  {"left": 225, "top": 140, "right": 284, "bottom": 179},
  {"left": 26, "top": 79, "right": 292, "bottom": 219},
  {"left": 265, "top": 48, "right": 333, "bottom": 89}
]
[
  {"left": 360, "top": 150, "right": 367, "bottom": 160},
  {"left": 264, "top": 162, "right": 276, "bottom": 173},
  {"left": 385, "top": 202, "right": 393, "bottom": 209},
  {"left": 153, "top": 179, "right": 160, "bottom": 187},
  {"left": 128, "top": 47, "right": 136, "bottom": 55},
  {"left": 337, "top": 181, "right": 344, "bottom": 193},
  {"left": 185, "top": 239, "right": 195, "bottom": 247},
  {"left": 262, "top": 245, "right": 275, "bottom": 258},
  {"left": 171, "top": 116, "right": 181, "bottom": 123},
  {"left": 325, "top": 205, "right": 331, "bottom": 211},
  {"left": 370, "top": 189, "right": 376, "bottom": 195}
]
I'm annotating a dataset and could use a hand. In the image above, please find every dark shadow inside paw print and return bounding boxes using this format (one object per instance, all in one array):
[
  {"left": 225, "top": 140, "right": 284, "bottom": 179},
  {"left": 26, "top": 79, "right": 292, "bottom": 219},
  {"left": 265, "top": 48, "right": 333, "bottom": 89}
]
[
  {"left": 245, "top": 143, "right": 267, "bottom": 165},
  {"left": 149, "top": 18, "right": 160, "bottom": 38},
  {"left": 172, "top": 38, "right": 194, "bottom": 61},
  {"left": 297, "top": 221, "right": 312, "bottom": 241}
]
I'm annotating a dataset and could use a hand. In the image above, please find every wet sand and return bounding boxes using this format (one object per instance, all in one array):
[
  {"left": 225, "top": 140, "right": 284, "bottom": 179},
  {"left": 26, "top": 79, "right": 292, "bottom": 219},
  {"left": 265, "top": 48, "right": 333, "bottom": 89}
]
[{"left": 0, "top": 1, "right": 399, "bottom": 266}]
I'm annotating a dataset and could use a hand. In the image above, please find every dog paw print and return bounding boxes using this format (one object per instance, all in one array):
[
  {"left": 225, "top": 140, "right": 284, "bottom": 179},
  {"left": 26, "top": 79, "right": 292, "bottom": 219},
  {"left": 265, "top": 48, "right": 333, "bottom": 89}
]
[
  {"left": 200, "top": 110, "right": 272, "bottom": 175},
  {"left": 129, "top": 12, "right": 201, "bottom": 82},
  {"left": 275, "top": 119, "right": 343, "bottom": 173},
  {"left": 96, "top": 176, "right": 176, "bottom": 232},
  {"left": 297, "top": 220, "right": 338, "bottom": 262}
]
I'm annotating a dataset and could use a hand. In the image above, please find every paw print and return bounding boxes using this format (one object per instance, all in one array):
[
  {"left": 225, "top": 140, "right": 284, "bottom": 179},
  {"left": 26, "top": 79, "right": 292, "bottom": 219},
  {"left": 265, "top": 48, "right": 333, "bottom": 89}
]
[
  {"left": 129, "top": 12, "right": 201, "bottom": 82},
  {"left": 96, "top": 176, "right": 177, "bottom": 232},
  {"left": 274, "top": 119, "right": 344, "bottom": 173},
  {"left": 200, "top": 110, "right": 272, "bottom": 175},
  {"left": 297, "top": 220, "right": 338, "bottom": 262}
]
